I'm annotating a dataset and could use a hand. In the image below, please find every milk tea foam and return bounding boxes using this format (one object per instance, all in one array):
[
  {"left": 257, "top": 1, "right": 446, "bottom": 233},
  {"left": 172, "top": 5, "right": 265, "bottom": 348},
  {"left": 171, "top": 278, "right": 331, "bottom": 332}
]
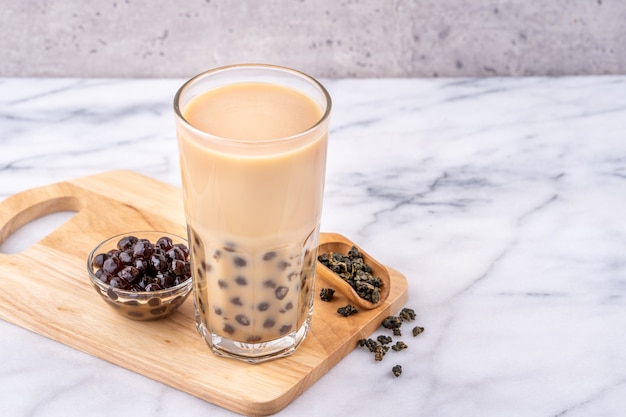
[{"left": 177, "top": 82, "right": 328, "bottom": 345}]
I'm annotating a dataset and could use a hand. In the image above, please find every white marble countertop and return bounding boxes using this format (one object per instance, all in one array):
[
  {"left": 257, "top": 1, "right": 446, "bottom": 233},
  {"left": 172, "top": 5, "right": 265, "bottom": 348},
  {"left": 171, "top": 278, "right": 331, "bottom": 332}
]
[{"left": 1, "top": 76, "right": 626, "bottom": 416}]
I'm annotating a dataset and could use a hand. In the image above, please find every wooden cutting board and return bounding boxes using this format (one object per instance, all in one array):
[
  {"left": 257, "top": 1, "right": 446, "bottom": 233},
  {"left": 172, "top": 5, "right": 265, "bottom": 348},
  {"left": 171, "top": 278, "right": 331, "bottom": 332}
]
[{"left": 0, "top": 170, "right": 408, "bottom": 416}]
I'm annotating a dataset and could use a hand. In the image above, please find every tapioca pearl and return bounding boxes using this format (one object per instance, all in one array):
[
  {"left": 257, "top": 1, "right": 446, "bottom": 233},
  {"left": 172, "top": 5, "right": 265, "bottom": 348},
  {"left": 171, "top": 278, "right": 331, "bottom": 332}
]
[
  {"left": 150, "top": 306, "right": 167, "bottom": 316},
  {"left": 166, "top": 246, "right": 186, "bottom": 261},
  {"left": 174, "top": 243, "right": 189, "bottom": 259},
  {"left": 106, "top": 287, "right": 119, "bottom": 300},
  {"left": 257, "top": 301, "right": 270, "bottom": 312},
  {"left": 263, "top": 279, "right": 277, "bottom": 289},
  {"left": 279, "top": 324, "right": 293, "bottom": 335},
  {"left": 234, "top": 276, "right": 248, "bottom": 286},
  {"left": 263, "top": 251, "right": 277, "bottom": 261},
  {"left": 218, "top": 280, "right": 228, "bottom": 289},
  {"left": 197, "top": 297, "right": 205, "bottom": 314},
  {"left": 231, "top": 297, "right": 243, "bottom": 306},
  {"left": 223, "top": 324, "right": 235, "bottom": 335},
  {"left": 127, "top": 310, "right": 145, "bottom": 319},
  {"left": 104, "top": 299, "right": 121, "bottom": 309},
  {"left": 118, "top": 235, "right": 138, "bottom": 251},
  {"left": 284, "top": 301, "right": 293, "bottom": 311},
  {"left": 304, "top": 250, "right": 313, "bottom": 266},
  {"left": 247, "top": 335, "right": 262, "bottom": 343},
  {"left": 214, "top": 307, "right": 223, "bottom": 316},
  {"left": 277, "top": 260, "right": 291, "bottom": 271},
  {"left": 287, "top": 272, "right": 297, "bottom": 282},
  {"left": 95, "top": 268, "right": 106, "bottom": 280},
  {"left": 103, "top": 256, "right": 123, "bottom": 274},
  {"left": 119, "top": 250, "right": 133, "bottom": 265},
  {"left": 275, "top": 286, "right": 289, "bottom": 300},
  {"left": 201, "top": 260, "right": 210, "bottom": 272},
  {"left": 170, "top": 259, "right": 187, "bottom": 275},
  {"left": 213, "top": 250, "right": 221, "bottom": 260},
  {"left": 235, "top": 314, "right": 250, "bottom": 326},
  {"left": 191, "top": 230, "right": 201, "bottom": 247},
  {"left": 263, "top": 318, "right": 276, "bottom": 328},
  {"left": 195, "top": 266, "right": 204, "bottom": 279},
  {"left": 233, "top": 256, "right": 247, "bottom": 267}
]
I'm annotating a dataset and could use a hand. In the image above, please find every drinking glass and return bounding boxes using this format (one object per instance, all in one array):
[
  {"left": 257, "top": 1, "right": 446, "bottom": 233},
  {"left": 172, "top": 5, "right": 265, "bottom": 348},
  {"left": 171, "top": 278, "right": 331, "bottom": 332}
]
[{"left": 174, "top": 64, "right": 331, "bottom": 363}]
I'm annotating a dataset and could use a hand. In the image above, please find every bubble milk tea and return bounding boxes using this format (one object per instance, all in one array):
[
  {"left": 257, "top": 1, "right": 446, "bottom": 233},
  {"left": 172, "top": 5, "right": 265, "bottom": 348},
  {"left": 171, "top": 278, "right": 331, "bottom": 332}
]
[{"left": 175, "top": 69, "right": 330, "bottom": 362}]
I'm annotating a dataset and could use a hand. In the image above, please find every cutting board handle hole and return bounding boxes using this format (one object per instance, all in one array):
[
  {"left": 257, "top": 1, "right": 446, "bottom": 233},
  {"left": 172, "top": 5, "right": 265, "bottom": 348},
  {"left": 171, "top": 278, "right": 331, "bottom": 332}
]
[{"left": 0, "top": 197, "right": 80, "bottom": 254}]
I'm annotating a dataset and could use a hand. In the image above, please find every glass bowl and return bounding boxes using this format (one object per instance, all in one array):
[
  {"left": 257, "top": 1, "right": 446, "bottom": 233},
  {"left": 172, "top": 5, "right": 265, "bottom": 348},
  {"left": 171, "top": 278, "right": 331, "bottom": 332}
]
[{"left": 87, "top": 231, "right": 192, "bottom": 321}]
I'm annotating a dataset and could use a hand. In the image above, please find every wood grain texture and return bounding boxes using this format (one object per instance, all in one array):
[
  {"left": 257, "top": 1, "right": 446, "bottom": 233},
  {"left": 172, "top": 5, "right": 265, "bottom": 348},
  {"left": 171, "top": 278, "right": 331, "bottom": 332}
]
[{"left": 0, "top": 170, "right": 408, "bottom": 416}]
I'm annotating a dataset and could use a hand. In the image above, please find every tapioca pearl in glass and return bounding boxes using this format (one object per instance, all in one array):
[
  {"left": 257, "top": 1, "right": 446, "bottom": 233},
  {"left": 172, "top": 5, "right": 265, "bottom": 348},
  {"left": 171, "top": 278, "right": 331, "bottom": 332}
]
[
  {"left": 263, "top": 279, "right": 277, "bottom": 289},
  {"left": 279, "top": 324, "right": 293, "bottom": 336},
  {"left": 230, "top": 296, "right": 244, "bottom": 307},
  {"left": 263, "top": 251, "right": 277, "bottom": 261},
  {"left": 233, "top": 256, "right": 247, "bottom": 268},
  {"left": 274, "top": 286, "right": 289, "bottom": 300}
]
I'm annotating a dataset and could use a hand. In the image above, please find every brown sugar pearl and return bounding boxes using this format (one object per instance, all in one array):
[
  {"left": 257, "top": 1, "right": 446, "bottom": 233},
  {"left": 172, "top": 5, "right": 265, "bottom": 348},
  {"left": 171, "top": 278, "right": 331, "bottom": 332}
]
[
  {"left": 133, "top": 240, "right": 154, "bottom": 258},
  {"left": 144, "top": 283, "right": 162, "bottom": 292},
  {"left": 93, "top": 235, "right": 192, "bottom": 293},
  {"left": 279, "top": 324, "right": 293, "bottom": 335},
  {"left": 150, "top": 253, "right": 168, "bottom": 272},
  {"left": 235, "top": 314, "right": 250, "bottom": 326},
  {"left": 263, "top": 280, "right": 277, "bottom": 288},
  {"left": 110, "top": 276, "right": 130, "bottom": 289},
  {"left": 119, "top": 266, "right": 140, "bottom": 283},
  {"left": 93, "top": 253, "right": 107, "bottom": 268},
  {"left": 235, "top": 276, "right": 248, "bottom": 286},
  {"left": 263, "top": 251, "right": 277, "bottom": 261},
  {"left": 156, "top": 236, "right": 174, "bottom": 251},
  {"left": 258, "top": 302, "right": 270, "bottom": 311},
  {"left": 277, "top": 260, "right": 291, "bottom": 271},
  {"left": 134, "top": 258, "right": 148, "bottom": 274},
  {"left": 275, "top": 286, "right": 289, "bottom": 300},
  {"left": 117, "top": 236, "right": 138, "bottom": 251},
  {"left": 263, "top": 318, "right": 276, "bottom": 328},
  {"left": 103, "top": 256, "right": 123, "bottom": 274},
  {"left": 166, "top": 247, "right": 186, "bottom": 261},
  {"left": 174, "top": 243, "right": 189, "bottom": 259},
  {"left": 169, "top": 259, "right": 186, "bottom": 275},
  {"left": 119, "top": 250, "right": 133, "bottom": 265},
  {"left": 233, "top": 256, "right": 247, "bottom": 267}
]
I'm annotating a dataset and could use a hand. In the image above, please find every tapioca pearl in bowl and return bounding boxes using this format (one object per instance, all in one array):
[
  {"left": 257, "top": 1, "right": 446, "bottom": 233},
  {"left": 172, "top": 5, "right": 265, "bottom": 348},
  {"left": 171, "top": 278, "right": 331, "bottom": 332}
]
[{"left": 87, "top": 231, "right": 193, "bottom": 321}]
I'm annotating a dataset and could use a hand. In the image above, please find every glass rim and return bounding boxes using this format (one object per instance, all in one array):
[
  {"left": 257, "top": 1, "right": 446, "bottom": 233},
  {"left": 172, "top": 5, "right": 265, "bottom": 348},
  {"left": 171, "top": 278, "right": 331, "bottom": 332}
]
[{"left": 173, "top": 63, "right": 332, "bottom": 145}]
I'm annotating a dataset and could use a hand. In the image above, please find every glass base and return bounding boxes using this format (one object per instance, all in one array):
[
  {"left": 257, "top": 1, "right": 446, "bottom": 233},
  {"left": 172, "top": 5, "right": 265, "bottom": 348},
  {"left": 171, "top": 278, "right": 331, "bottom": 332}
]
[{"left": 196, "top": 317, "right": 311, "bottom": 364}]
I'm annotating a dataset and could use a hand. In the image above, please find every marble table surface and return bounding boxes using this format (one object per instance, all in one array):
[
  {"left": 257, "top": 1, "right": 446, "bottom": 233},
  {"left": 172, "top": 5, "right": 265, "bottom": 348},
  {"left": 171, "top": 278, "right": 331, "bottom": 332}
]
[{"left": 1, "top": 75, "right": 625, "bottom": 417}]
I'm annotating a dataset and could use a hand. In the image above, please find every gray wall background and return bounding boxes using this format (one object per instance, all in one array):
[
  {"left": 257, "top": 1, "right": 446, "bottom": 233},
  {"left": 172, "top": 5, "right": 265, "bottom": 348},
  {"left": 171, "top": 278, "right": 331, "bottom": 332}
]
[{"left": 2, "top": 0, "right": 625, "bottom": 78}]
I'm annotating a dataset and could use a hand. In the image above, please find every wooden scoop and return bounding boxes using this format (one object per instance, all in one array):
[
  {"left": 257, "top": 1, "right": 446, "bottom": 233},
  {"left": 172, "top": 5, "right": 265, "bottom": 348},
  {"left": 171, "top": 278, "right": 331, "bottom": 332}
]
[{"left": 316, "top": 233, "right": 391, "bottom": 310}]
